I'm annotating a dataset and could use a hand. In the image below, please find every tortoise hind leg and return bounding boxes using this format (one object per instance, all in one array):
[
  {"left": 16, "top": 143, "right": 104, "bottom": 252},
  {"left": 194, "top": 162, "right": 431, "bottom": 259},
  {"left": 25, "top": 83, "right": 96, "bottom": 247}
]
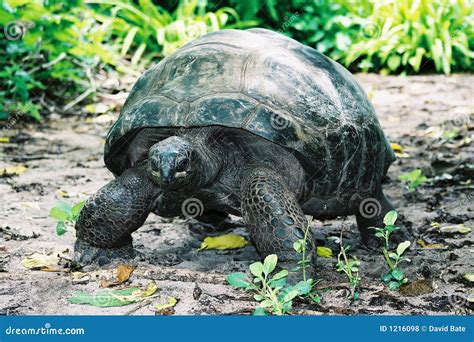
[
  {"left": 241, "top": 167, "right": 316, "bottom": 283},
  {"left": 74, "top": 166, "right": 159, "bottom": 265},
  {"left": 356, "top": 186, "right": 395, "bottom": 245}
]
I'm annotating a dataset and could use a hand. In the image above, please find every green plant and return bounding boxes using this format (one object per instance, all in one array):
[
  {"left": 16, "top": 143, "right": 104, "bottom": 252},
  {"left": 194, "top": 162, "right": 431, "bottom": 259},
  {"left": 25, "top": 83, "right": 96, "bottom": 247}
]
[
  {"left": 335, "top": 244, "right": 361, "bottom": 301},
  {"left": 0, "top": 0, "right": 251, "bottom": 121},
  {"left": 226, "top": 220, "right": 320, "bottom": 315},
  {"left": 399, "top": 169, "right": 427, "bottom": 191},
  {"left": 49, "top": 200, "right": 85, "bottom": 235},
  {"left": 371, "top": 210, "right": 411, "bottom": 290},
  {"left": 227, "top": 254, "right": 313, "bottom": 315},
  {"left": 90, "top": 0, "right": 256, "bottom": 59},
  {"left": 344, "top": 0, "right": 474, "bottom": 74},
  {"left": 264, "top": 0, "right": 473, "bottom": 74},
  {"left": 0, "top": 0, "right": 121, "bottom": 120}
]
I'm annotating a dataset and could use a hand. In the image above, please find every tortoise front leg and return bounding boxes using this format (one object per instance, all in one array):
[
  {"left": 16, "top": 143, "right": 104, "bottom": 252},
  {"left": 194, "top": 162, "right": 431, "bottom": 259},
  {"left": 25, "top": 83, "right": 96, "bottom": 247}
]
[
  {"left": 74, "top": 166, "right": 159, "bottom": 265},
  {"left": 241, "top": 167, "right": 316, "bottom": 282}
]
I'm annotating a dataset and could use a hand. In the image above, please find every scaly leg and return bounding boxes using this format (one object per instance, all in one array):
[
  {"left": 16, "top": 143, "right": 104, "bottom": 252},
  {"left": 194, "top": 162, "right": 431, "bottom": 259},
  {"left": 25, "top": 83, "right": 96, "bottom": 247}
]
[
  {"left": 74, "top": 166, "right": 159, "bottom": 265},
  {"left": 241, "top": 167, "right": 316, "bottom": 282}
]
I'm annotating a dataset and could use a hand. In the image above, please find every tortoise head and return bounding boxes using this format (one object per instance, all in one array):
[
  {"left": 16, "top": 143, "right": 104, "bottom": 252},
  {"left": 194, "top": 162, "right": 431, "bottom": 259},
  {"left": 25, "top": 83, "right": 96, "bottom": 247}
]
[{"left": 148, "top": 136, "right": 196, "bottom": 189}]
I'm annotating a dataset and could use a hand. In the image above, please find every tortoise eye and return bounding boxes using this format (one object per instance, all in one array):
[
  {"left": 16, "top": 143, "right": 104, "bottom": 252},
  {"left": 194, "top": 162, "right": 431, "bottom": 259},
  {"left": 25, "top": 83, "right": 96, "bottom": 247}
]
[{"left": 176, "top": 158, "right": 189, "bottom": 172}]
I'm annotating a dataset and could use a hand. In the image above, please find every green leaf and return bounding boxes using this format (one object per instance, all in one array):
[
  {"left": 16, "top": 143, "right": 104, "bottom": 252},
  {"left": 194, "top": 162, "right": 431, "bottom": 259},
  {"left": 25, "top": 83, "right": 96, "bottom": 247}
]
[
  {"left": 396, "top": 241, "right": 411, "bottom": 256},
  {"left": 268, "top": 277, "right": 287, "bottom": 289},
  {"left": 282, "top": 289, "right": 299, "bottom": 303},
  {"left": 68, "top": 282, "right": 158, "bottom": 307},
  {"left": 253, "top": 294, "right": 264, "bottom": 301},
  {"left": 253, "top": 307, "right": 266, "bottom": 316},
  {"left": 263, "top": 254, "right": 278, "bottom": 275},
  {"left": 293, "top": 280, "right": 312, "bottom": 296},
  {"left": 387, "top": 55, "right": 401, "bottom": 71},
  {"left": 388, "top": 281, "right": 401, "bottom": 291},
  {"left": 383, "top": 210, "right": 398, "bottom": 226},
  {"left": 226, "top": 273, "right": 250, "bottom": 288},
  {"left": 293, "top": 241, "right": 303, "bottom": 253},
  {"left": 270, "top": 270, "right": 288, "bottom": 281},
  {"left": 259, "top": 299, "right": 274, "bottom": 308},
  {"left": 49, "top": 207, "right": 71, "bottom": 222},
  {"left": 391, "top": 268, "right": 405, "bottom": 281},
  {"left": 56, "top": 221, "right": 67, "bottom": 236},
  {"left": 249, "top": 262, "right": 264, "bottom": 278},
  {"left": 71, "top": 201, "right": 85, "bottom": 219},
  {"left": 382, "top": 272, "right": 393, "bottom": 282},
  {"left": 353, "top": 291, "right": 360, "bottom": 301},
  {"left": 316, "top": 246, "right": 333, "bottom": 258}
]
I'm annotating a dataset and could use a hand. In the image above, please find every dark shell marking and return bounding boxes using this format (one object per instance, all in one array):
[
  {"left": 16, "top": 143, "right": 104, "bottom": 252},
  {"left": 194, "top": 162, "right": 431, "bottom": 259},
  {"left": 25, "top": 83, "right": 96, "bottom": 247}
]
[{"left": 105, "top": 28, "right": 395, "bottom": 205}]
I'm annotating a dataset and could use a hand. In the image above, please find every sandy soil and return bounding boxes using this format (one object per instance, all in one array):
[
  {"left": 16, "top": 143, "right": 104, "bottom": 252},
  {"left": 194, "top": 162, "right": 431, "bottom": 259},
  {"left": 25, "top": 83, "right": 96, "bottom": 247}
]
[{"left": 0, "top": 74, "right": 472, "bottom": 315}]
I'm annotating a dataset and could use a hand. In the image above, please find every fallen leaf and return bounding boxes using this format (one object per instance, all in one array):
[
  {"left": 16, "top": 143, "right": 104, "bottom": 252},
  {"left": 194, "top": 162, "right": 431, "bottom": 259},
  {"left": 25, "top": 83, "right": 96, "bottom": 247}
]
[
  {"left": 154, "top": 297, "right": 177, "bottom": 311},
  {"left": 391, "top": 143, "right": 403, "bottom": 153},
  {"left": 0, "top": 165, "right": 27, "bottom": 176},
  {"left": 316, "top": 246, "right": 333, "bottom": 258},
  {"left": 21, "top": 250, "right": 69, "bottom": 271},
  {"left": 197, "top": 234, "right": 248, "bottom": 251},
  {"left": 85, "top": 103, "right": 110, "bottom": 114},
  {"left": 100, "top": 264, "right": 136, "bottom": 288},
  {"left": 464, "top": 274, "right": 474, "bottom": 282},
  {"left": 416, "top": 239, "right": 447, "bottom": 249},
  {"left": 0, "top": 137, "right": 9, "bottom": 143},
  {"left": 399, "top": 279, "right": 434, "bottom": 296},
  {"left": 69, "top": 281, "right": 158, "bottom": 307},
  {"left": 437, "top": 224, "right": 471, "bottom": 235}
]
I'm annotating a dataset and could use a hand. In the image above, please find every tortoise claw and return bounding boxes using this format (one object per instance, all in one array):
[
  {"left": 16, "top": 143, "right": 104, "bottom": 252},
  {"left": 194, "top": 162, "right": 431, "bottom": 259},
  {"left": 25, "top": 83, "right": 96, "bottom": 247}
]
[{"left": 74, "top": 239, "right": 136, "bottom": 267}]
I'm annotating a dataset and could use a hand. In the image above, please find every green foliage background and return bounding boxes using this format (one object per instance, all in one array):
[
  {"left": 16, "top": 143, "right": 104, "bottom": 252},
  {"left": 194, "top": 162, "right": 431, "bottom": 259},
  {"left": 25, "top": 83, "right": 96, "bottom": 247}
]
[{"left": 0, "top": 0, "right": 472, "bottom": 121}]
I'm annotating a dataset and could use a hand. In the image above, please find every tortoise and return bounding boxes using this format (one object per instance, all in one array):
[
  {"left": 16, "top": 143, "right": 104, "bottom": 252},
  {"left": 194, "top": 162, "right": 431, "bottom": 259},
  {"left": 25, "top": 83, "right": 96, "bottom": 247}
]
[{"left": 74, "top": 28, "right": 396, "bottom": 279}]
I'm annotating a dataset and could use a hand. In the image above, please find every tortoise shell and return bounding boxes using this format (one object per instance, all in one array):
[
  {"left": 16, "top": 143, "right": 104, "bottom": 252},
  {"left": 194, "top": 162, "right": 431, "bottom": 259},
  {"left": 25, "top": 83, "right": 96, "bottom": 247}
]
[{"left": 105, "top": 28, "right": 395, "bottom": 199}]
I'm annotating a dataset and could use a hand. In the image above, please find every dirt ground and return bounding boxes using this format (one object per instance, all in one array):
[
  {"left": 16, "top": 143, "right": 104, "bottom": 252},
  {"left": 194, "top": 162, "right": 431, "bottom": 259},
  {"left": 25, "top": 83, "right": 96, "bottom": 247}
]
[{"left": 0, "top": 74, "right": 472, "bottom": 316}]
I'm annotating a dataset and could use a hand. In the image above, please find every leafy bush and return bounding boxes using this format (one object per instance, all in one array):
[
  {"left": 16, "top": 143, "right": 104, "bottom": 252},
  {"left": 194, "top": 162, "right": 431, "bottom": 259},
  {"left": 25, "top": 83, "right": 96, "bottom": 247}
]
[
  {"left": 230, "top": 0, "right": 474, "bottom": 74},
  {"left": 0, "top": 0, "right": 249, "bottom": 121},
  {"left": 0, "top": 0, "right": 121, "bottom": 120},
  {"left": 90, "top": 0, "right": 255, "bottom": 62}
]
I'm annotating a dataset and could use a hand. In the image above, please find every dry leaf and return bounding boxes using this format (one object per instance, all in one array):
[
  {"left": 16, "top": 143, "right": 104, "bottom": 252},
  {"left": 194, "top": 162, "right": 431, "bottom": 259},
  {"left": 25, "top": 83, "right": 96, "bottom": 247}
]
[
  {"left": 154, "top": 296, "right": 178, "bottom": 311},
  {"left": 21, "top": 250, "right": 69, "bottom": 271},
  {"left": 0, "top": 165, "right": 27, "bottom": 176},
  {"left": 100, "top": 264, "right": 136, "bottom": 288},
  {"left": 197, "top": 234, "right": 248, "bottom": 251},
  {"left": 464, "top": 274, "right": 474, "bottom": 282},
  {"left": 0, "top": 137, "right": 9, "bottom": 143},
  {"left": 416, "top": 239, "right": 447, "bottom": 249},
  {"left": 434, "top": 223, "right": 472, "bottom": 235}
]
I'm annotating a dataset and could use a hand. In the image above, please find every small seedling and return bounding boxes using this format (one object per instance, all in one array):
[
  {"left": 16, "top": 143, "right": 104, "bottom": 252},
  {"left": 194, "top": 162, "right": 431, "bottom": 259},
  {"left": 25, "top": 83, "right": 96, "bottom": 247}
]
[
  {"left": 335, "top": 226, "right": 361, "bottom": 300},
  {"left": 371, "top": 210, "right": 411, "bottom": 290},
  {"left": 226, "top": 254, "right": 313, "bottom": 315},
  {"left": 399, "top": 169, "right": 427, "bottom": 191},
  {"left": 50, "top": 201, "right": 85, "bottom": 235},
  {"left": 335, "top": 245, "right": 361, "bottom": 300},
  {"left": 227, "top": 219, "right": 319, "bottom": 314}
]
